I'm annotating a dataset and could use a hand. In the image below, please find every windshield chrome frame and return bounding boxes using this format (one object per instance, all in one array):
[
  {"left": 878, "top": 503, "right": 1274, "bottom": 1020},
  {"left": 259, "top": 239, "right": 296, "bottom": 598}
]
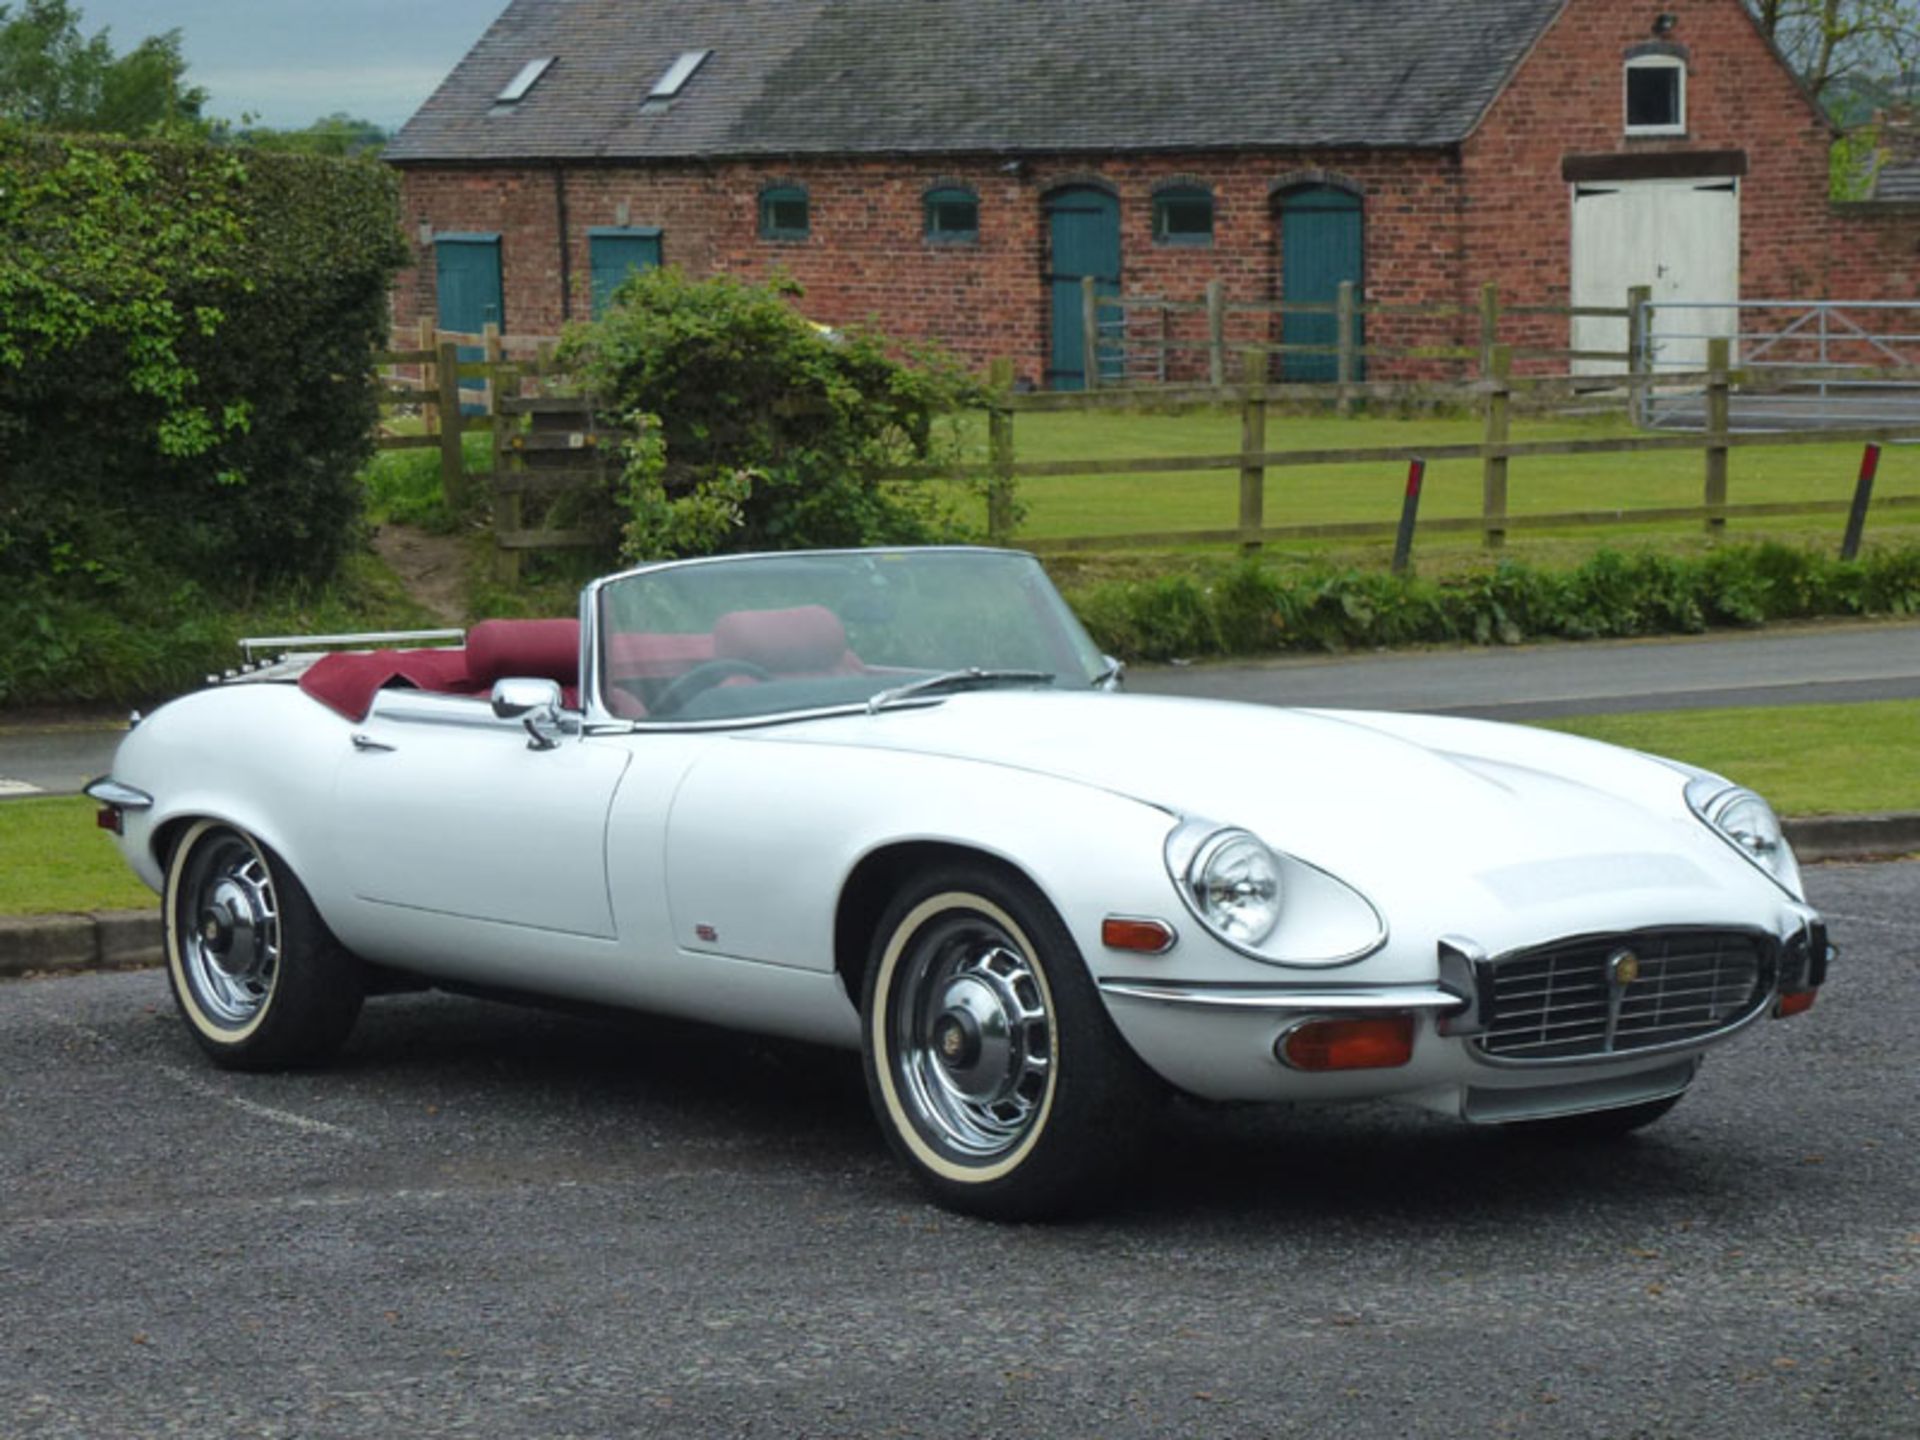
[{"left": 578, "top": 545, "right": 1069, "bottom": 732}]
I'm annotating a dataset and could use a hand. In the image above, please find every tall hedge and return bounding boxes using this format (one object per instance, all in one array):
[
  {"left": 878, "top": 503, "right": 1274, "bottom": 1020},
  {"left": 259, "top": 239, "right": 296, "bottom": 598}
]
[{"left": 0, "top": 127, "right": 408, "bottom": 607}]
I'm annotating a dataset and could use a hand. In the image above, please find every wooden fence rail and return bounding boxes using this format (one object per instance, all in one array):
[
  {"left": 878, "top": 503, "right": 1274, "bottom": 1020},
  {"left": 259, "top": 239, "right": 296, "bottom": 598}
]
[
  {"left": 942, "top": 337, "right": 1920, "bottom": 558},
  {"left": 1080, "top": 280, "right": 1647, "bottom": 393},
  {"left": 374, "top": 325, "right": 1920, "bottom": 575}
]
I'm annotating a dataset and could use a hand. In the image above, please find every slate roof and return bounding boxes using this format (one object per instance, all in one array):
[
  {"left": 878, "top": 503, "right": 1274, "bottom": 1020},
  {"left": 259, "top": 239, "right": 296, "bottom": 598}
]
[{"left": 387, "top": 0, "right": 1570, "bottom": 164}]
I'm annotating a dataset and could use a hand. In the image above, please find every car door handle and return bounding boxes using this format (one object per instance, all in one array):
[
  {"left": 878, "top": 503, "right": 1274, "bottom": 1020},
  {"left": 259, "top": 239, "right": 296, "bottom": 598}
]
[{"left": 351, "top": 733, "right": 396, "bottom": 753}]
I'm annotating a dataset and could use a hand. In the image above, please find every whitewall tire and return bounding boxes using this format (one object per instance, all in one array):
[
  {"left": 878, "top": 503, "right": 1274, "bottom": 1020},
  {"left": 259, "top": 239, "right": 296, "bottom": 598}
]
[
  {"left": 862, "top": 864, "right": 1156, "bottom": 1219},
  {"left": 164, "top": 820, "right": 362, "bottom": 1070}
]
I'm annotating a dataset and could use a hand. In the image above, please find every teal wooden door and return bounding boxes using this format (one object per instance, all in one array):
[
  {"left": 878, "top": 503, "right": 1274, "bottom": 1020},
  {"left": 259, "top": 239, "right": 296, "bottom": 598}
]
[
  {"left": 588, "top": 228, "right": 662, "bottom": 318},
  {"left": 1279, "top": 187, "right": 1363, "bottom": 382},
  {"left": 1046, "top": 188, "right": 1121, "bottom": 391},
  {"left": 434, "top": 235, "right": 502, "bottom": 412}
]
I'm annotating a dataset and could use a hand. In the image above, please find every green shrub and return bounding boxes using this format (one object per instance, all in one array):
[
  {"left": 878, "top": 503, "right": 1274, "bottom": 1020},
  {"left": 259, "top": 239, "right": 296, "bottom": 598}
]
[
  {"left": 0, "top": 554, "right": 436, "bottom": 707},
  {"left": 0, "top": 126, "right": 408, "bottom": 601},
  {"left": 1070, "top": 543, "right": 1920, "bottom": 662},
  {"left": 558, "top": 268, "right": 989, "bottom": 559}
]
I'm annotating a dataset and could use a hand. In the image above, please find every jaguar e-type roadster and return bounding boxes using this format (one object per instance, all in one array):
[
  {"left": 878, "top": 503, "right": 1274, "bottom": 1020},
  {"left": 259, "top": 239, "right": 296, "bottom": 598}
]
[{"left": 88, "top": 546, "right": 1829, "bottom": 1217}]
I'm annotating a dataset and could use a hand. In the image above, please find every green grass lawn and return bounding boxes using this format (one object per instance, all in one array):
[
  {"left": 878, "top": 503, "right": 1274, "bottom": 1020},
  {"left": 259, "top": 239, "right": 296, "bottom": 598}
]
[
  {"left": 0, "top": 797, "right": 156, "bottom": 916},
  {"left": 1536, "top": 698, "right": 1920, "bottom": 817},
  {"left": 4, "top": 697, "right": 1912, "bottom": 917},
  {"left": 932, "top": 408, "right": 1920, "bottom": 566}
]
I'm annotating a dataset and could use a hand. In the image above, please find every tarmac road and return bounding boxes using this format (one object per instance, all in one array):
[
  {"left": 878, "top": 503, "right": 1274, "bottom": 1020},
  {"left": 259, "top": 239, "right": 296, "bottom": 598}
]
[
  {"left": 2, "top": 861, "right": 1914, "bottom": 1439},
  {"left": 6, "top": 617, "right": 1920, "bottom": 796}
]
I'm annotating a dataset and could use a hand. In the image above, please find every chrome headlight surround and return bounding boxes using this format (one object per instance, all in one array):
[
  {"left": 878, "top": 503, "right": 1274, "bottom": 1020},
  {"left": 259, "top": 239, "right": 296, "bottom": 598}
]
[
  {"left": 1685, "top": 774, "right": 1804, "bottom": 899},
  {"left": 1167, "top": 822, "right": 1284, "bottom": 949}
]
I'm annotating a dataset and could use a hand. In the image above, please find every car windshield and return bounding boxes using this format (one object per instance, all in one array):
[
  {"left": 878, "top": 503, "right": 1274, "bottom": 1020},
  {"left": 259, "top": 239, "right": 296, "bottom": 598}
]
[{"left": 593, "top": 548, "right": 1107, "bottom": 723}]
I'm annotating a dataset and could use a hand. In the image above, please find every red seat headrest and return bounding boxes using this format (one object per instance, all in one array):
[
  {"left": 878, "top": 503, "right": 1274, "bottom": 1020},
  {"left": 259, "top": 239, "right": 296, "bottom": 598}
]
[
  {"left": 711, "top": 606, "right": 848, "bottom": 674},
  {"left": 465, "top": 618, "right": 580, "bottom": 687}
]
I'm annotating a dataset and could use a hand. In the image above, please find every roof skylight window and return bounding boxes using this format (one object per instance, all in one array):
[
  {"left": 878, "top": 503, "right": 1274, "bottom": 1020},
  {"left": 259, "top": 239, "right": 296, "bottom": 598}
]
[
  {"left": 497, "top": 56, "right": 554, "bottom": 104},
  {"left": 650, "top": 49, "right": 712, "bottom": 100}
]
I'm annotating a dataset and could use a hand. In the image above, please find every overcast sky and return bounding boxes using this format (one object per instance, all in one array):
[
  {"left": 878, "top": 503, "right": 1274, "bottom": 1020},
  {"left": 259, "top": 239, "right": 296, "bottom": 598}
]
[{"left": 76, "top": 1, "right": 506, "bottom": 130}]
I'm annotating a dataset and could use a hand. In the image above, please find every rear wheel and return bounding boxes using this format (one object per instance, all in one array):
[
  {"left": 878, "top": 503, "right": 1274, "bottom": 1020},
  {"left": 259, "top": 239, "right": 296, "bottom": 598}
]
[
  {"left": 164, "top": 820, "right": 362, "bottom": 1070},
  {"left": 862, "top": 864, "right": 1155, "bottom": 1219}
]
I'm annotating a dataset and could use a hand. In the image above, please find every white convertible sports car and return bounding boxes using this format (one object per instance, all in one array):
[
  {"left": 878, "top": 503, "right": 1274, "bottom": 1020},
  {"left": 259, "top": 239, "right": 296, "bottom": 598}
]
[{"left": 89, "top": 547, "right": 1829, "bottom": 1217}]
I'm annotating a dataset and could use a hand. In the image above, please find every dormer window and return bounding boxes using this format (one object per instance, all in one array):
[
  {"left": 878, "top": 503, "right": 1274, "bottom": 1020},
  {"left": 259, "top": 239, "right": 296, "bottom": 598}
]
[
  {"left": 1625, "top": 52, "right": 1685, "bottom": 136},
  {"left": 642, "top": 49, "right": 711, "bottom": 113},
  {"left": 496, "top": 56, "right": 554, "bottom": 105}
]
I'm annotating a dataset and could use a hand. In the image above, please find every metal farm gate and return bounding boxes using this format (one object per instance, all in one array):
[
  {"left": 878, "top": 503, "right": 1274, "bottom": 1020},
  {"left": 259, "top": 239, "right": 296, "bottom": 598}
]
[{"left": 1639, "top": 299, "right": 1920, "bottom": 430}]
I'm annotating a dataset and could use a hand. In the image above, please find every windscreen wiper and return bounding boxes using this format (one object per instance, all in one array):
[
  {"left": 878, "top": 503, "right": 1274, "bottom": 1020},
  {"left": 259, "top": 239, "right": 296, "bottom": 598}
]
[{"left": 865, "top": 668, "right": 1055, "bottom": 715}]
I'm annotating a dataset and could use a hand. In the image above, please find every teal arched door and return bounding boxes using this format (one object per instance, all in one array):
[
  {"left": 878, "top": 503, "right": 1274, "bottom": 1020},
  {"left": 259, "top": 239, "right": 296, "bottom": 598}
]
[
  {"left": 1045, "top": 187, "right": 1121, "bottom": 391},
  {"left": 1278, "top": 186, "right": 1364, "bottom": 382},
  {"left": 434, "top": 234, "right": 503, "bottom": 413}
]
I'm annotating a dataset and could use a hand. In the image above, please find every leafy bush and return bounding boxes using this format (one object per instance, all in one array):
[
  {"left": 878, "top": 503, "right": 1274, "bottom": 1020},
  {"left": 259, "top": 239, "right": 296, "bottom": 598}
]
[
  {"left": 1071, "top": 543, "right": 1920, "bottom": 662},
  {"left": 558, "top": 268, "right": 989, "bottom": 559},
  {"left": 0, "top": 554, "right": 436, "bottom": 707},
  {"left": 0, "top": 126, "right": 408, "bottom": 604}
]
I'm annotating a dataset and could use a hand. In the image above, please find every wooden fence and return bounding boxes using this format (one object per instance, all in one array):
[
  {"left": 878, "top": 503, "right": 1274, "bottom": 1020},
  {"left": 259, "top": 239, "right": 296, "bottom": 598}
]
[
  {"left": 1080, "top": 279, "right": 1648, "bottom": 394},
  {"left": 935, "top": 341, "right": 1920, "bottom": 559},
  {"left": 374, "top": 325, "right": 610, "bottom": 577},
  {"left": 374, "top": 321, "right": 1920, "bottom": 574}
]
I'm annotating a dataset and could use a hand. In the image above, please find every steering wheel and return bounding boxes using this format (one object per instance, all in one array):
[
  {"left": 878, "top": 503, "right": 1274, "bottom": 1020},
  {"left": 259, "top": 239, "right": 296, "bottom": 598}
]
[{"left": 649, "top": 658, "right": 773, "bottom": 716}]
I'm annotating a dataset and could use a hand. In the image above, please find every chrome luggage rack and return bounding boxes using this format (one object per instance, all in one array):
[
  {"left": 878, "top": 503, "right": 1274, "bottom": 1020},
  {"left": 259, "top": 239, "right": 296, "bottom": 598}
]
[{"left": 212, "top": 628, "right": 467, "bottom": 686}]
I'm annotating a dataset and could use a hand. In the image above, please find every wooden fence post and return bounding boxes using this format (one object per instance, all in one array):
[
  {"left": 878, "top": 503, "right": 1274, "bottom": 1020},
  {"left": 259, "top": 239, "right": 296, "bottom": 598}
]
[
  {"left": 987, "top": 358, "right": 1016, "bottom": 544},
  {"left": 1081, "top": 277, "right": 1101, "bottom": 391},
  {"left": 1704, "top": 336, "right": 1730, "bottom": 536},
  {"left": 1482, "top": 343, "right": 1512, "bottom": 550},
  {"left": 485, "top": 327, "right": 520, "bottom": 584},
  {"left": 1478, "top": 283, "right": 1500, "bottom": 376},
  {"left": 436, "top": 339, "right": 467, "bottom": 514},
  {"left": 1238, "top": 349, "right": 1266, "bottom": 553},
  {"left": 1206, "top": 280, "right": 1226, "bottom": 390},
  {"left": 1336, "top": 280, "right": 1357, "bottom": 418},
  {"left": 1627, "top": 284, "right": 1652, "bottom": 427},
  {"left": 482, "top": 322, "right": 503, "bottom": 415},
  {"left": 418, "top": 317, "right": 438, "bottom": 435}
]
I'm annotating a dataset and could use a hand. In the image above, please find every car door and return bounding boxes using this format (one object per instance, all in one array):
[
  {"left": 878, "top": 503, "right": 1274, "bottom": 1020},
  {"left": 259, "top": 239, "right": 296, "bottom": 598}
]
[{"left": 335, "top": 692, "right": 631, "bottom": 938}]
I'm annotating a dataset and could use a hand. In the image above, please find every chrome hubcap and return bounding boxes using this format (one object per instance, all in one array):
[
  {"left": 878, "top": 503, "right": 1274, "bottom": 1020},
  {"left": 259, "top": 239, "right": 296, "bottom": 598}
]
[
  {"left": 893, "top": 916, "right": 1054, "bottom": 1161},
  {"left": 178, "top": 835, "right": 279, "bottom": 1027}
]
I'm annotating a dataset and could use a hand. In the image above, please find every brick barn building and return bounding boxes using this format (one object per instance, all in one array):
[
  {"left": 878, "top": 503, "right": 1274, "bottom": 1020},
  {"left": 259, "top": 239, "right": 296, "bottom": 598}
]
[{"left": 386, "top": 0, "right": 1917, "bottom": 389}]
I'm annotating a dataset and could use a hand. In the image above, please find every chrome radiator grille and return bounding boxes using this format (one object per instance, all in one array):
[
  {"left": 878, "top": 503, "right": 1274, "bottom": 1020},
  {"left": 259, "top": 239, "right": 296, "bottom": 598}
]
[{"left": 1476, "top": 930, "right": 1772, "bottom": 1062}]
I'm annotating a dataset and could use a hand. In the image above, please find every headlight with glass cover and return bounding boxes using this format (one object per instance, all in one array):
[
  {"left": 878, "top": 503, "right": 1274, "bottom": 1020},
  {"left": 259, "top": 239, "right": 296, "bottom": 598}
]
[
  {"left": 1162, "top": 819, "right": 1385, "bottom": 965},
  {"left": 1685, "top": 774, "right": 1803, "bottom": 898},
  {"left": 1184, "top": 828, "right": 1285, "bottom": 946}
]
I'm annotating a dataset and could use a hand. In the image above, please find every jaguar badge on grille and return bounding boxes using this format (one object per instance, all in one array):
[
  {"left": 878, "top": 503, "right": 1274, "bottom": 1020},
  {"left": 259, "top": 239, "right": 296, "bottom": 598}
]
[{"left": 1609, "top": 949, "right": 1642, "bottom": 987}]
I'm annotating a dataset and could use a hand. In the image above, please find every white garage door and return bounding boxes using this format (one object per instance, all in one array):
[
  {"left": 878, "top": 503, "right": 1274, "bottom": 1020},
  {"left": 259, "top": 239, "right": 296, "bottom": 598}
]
[{"left": 1571, "top": 177, "right": 1740, "bottom": 375}]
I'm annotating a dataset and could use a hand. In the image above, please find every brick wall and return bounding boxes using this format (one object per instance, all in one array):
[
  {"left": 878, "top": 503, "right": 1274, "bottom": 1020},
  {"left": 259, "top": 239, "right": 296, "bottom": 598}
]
[
  {"left": 395, "top": 149, "right": 1465, "bottom": 387},
  {"left": 1465, "top": 0, "right": 1917, "bottom": 360},
  {"left": 390, "top": 0, "right": 1917, "bottom": 387}
]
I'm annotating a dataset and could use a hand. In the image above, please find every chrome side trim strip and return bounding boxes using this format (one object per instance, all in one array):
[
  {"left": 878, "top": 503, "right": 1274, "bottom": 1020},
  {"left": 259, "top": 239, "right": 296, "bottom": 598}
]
[
  {"left": 83, "top": 778, "right": 153, "bottom": 811},
  {"left": 1097, "top": 979, "right": 1460, "bottom": 1012}
]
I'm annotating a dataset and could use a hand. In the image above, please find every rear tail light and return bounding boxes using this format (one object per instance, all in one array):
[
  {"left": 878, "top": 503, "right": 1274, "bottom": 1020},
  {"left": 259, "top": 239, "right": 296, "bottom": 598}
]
[{"left": 1278, "top": 1014, "right": 1416, "bottom": 1072}]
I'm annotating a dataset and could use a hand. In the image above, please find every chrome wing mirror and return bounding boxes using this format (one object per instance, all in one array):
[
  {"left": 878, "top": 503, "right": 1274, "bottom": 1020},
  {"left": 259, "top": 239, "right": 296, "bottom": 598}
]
[{"left": 491, "top": 677, "right": 574, "bottom": 751}]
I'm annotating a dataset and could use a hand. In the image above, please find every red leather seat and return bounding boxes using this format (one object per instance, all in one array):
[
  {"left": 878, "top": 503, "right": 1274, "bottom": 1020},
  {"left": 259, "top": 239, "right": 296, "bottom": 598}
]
[{"left": 711, "top": 605, "right": 861, "bottom": 675}]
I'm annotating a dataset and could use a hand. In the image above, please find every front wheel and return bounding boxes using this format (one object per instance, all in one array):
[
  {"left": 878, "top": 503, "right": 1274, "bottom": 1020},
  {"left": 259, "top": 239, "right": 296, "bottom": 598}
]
[
  {"left": 165, "top": 820, "right": 363, "bottom": 1070},
  {"left": 862, "top": 865, "right": 1155, "bottom": 1219}
]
